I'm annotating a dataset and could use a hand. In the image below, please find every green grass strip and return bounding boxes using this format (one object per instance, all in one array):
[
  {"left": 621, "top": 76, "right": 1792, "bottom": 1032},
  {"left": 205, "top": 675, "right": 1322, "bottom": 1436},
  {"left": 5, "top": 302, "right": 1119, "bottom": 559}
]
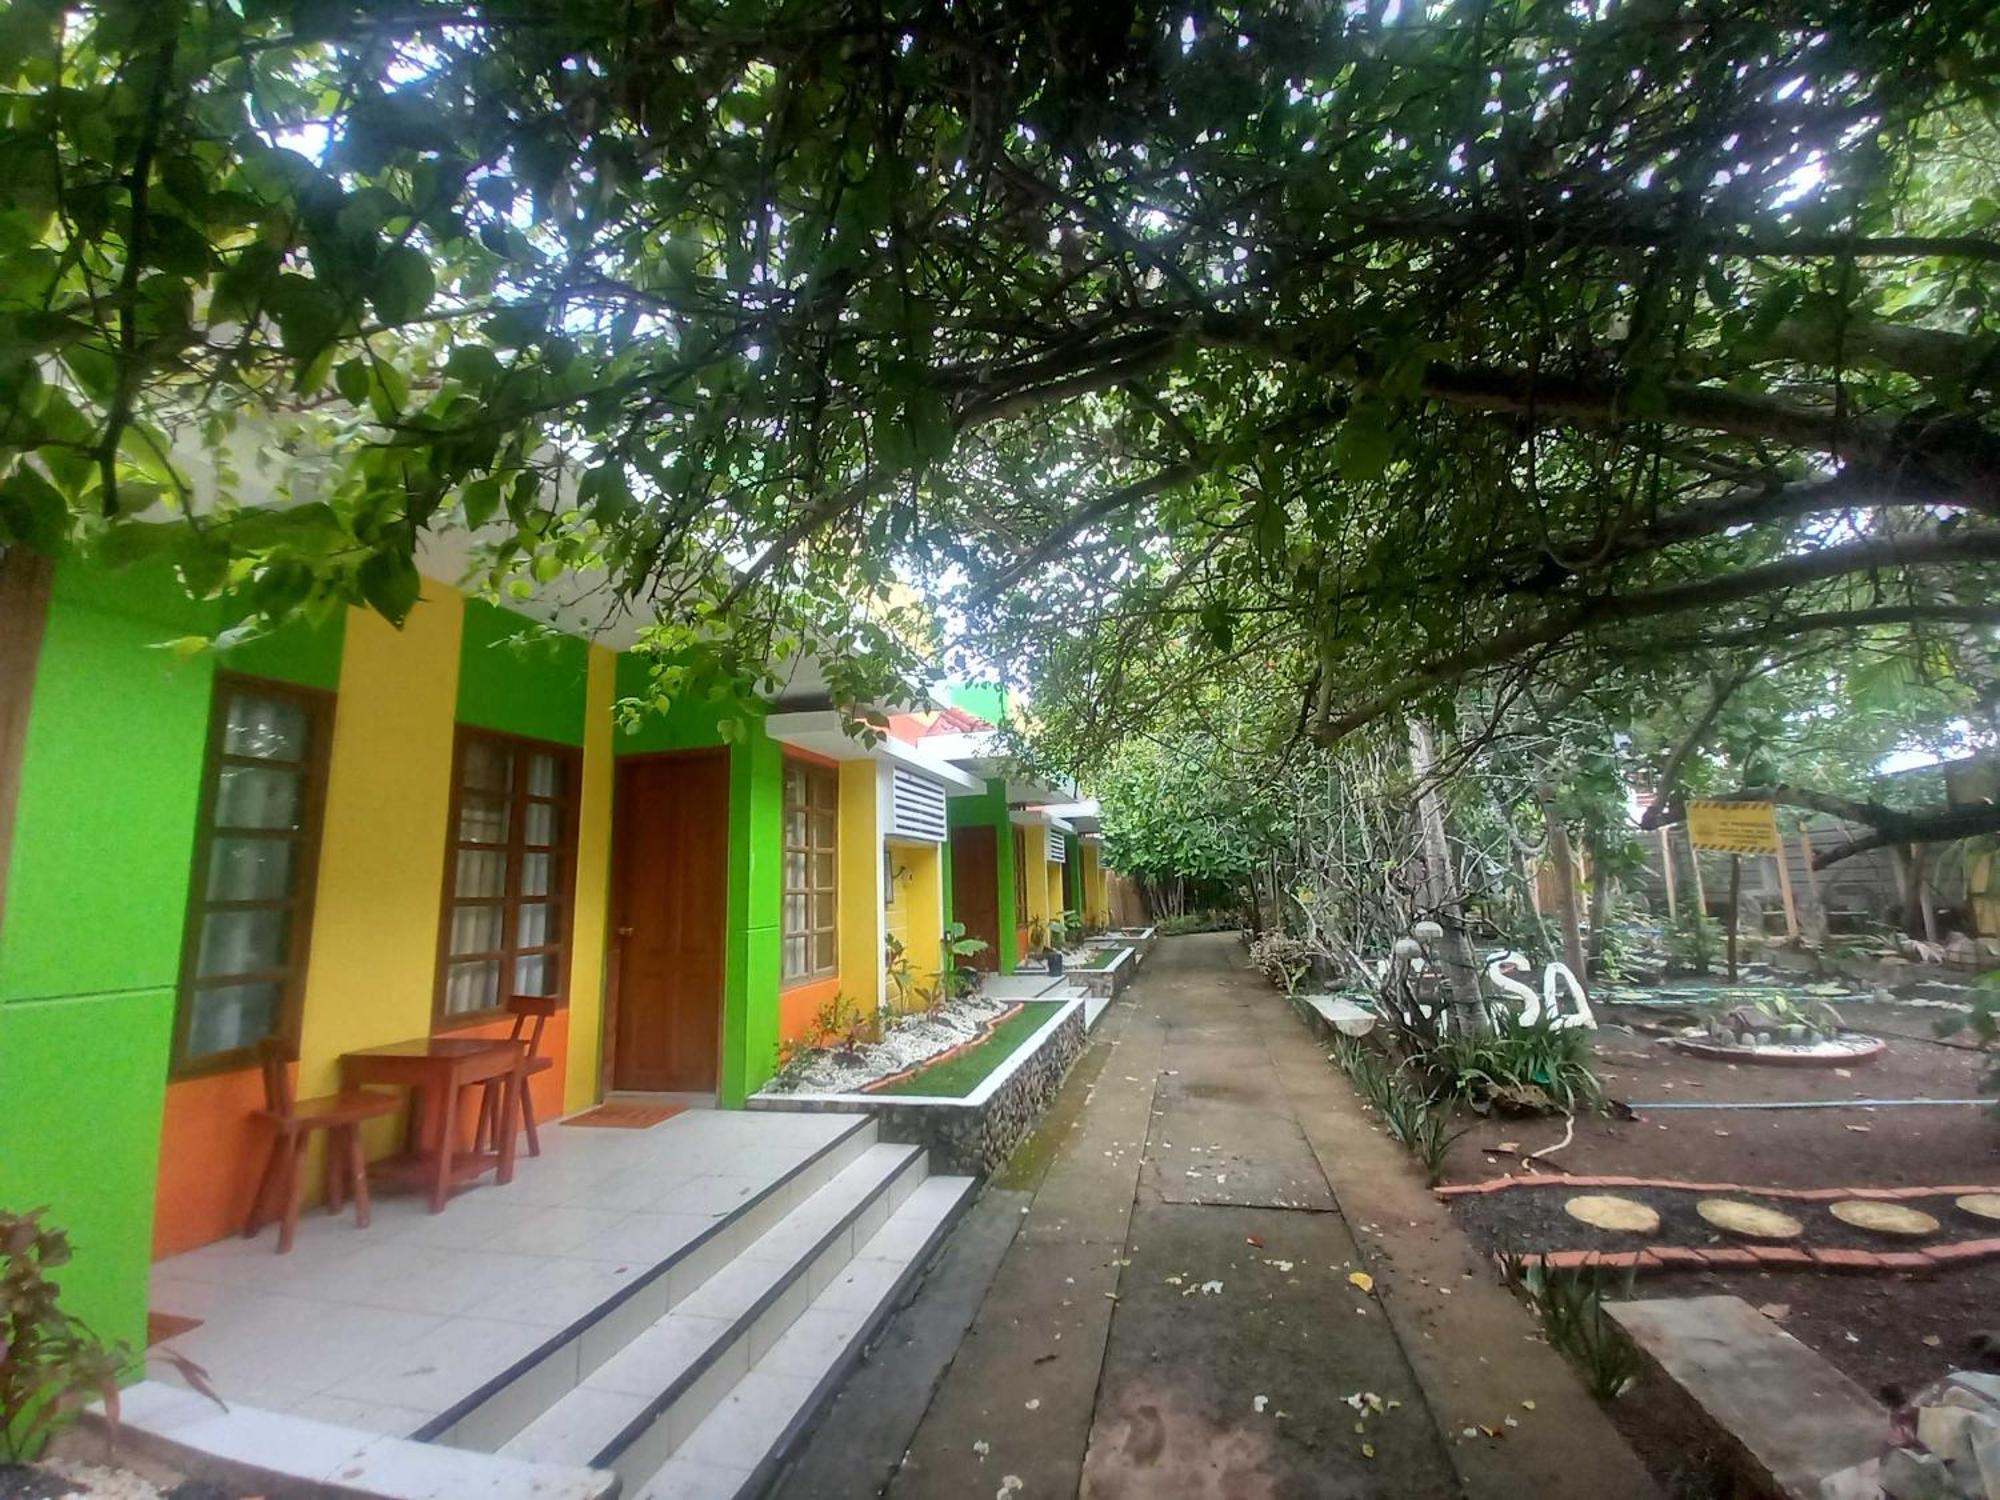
[{"left": 872, "top": 1001, "right": 1067, "bottom": 1098}]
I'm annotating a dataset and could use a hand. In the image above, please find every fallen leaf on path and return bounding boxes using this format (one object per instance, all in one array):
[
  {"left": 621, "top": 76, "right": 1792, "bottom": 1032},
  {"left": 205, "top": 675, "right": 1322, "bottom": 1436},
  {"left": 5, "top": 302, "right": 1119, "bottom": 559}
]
[
  {"left": 998, "top": 1477, "right": 1023, "bottom": 1498},
  {"left": 1497, "top": 1141, "right": 1521, "bottom": 1152},
  {"left": 1246, "top": 1235, "right": 1264, "bottom": 1247},
  {"left": 1520, "top": 1400, "right": 1535, "bottom": 1411},
  {"left": 1200, "top": 1279, "right": 1225, "bottom": 1295},
  {"left": 1253, "top": 1395, "right": 1269, "bottom": 1414},
  {"left": 973, "top": 1440, "right": 990, "bottom": 1459},
  {"left": 1713, "top": 1129, "right": 1730, "bottom": 1137},
  {"left": 1034, "top": 1353, "right": 1058, "bottom": 1364},
  {"left": 1348, "top": 1271, "right": 1375, "bottom": 1293},
  {"left": 1922, "top": 1334, "right": 1941, "bottom": 1348},
  {"left": 1361, "top": 1443, "right": 1376, "bottom": 1459},
  {"left": 1756, "top": 1302, "right": 1790, "bottom": 1321},
  {"left": 1845, "top": 1124, "right": 1872, "bottom": 1133}
]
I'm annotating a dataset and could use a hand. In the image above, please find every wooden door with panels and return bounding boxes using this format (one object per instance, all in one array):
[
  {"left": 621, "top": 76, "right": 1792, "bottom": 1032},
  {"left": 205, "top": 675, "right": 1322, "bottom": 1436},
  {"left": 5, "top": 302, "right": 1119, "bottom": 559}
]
[{"left": 610, "top": 749, "right": 729, "bottom": 1092}]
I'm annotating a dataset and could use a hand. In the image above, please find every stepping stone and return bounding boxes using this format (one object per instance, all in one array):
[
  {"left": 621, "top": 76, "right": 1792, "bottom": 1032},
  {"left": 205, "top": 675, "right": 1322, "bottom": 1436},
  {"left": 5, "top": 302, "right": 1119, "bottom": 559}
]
[
  {"left": 1564, "top": 1194, "right": 1660, "bottom": 1233},
  {"left": 1828, "top": 1200, "right": 1939, "bottom": 1237},
  {"left": 1697, "top": 1200, "right": 1804, "bottom": 1241},
  {"left": 1956, "top": 1192, "right": 2000, "bottom": 1225}
]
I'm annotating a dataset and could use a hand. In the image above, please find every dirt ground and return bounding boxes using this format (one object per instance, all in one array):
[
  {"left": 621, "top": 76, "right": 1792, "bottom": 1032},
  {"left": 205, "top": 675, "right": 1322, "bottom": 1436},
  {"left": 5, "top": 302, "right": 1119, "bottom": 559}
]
[{"left": 1439, "top": 999, "right": 1999, "bottom": 1411}]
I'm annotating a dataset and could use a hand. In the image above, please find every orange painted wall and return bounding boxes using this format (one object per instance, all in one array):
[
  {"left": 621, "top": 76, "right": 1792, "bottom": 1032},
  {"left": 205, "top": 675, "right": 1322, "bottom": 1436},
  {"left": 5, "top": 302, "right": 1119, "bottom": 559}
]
[
  {"left": 779, "top": 976, "right": 840, "bottom": 1045},
  {"left": 152, "top": 1064, "right": 290, "bottom": 1258}
]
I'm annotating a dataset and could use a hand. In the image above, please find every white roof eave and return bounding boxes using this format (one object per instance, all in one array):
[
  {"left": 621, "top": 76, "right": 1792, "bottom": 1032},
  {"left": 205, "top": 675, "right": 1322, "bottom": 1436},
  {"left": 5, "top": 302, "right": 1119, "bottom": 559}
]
[{"left": 762, "top": 711, "right": 985, "bottom": 794}]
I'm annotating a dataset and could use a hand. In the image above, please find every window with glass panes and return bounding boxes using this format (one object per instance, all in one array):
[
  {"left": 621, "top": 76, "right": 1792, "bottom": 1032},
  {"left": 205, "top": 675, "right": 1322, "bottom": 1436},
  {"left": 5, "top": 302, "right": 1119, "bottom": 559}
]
[
  {"left": 436, "top": 729, "right": 579, "bottom": 1021},
  {"left": 782, "top": 760, "right": 838, "bottom": 983},
  {"left": 173, "top": 677, "right": 331, "bottom": 1074}
]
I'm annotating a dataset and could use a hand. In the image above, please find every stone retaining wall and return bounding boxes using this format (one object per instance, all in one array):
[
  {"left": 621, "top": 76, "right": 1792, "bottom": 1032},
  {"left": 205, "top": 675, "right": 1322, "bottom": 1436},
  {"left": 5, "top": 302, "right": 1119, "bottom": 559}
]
[
  {"left": 875, "top": 1002, "right": 1087, "bottom": 1175},
  {"left": 747, "top": 999, "right": 1088, "bottom": 1177}
]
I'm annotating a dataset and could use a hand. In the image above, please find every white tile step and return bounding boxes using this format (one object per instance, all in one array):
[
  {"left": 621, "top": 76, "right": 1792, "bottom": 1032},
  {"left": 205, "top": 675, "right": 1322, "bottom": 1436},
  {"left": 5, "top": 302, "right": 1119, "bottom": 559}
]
[
  {"left": 88, "top": 1381, "right": 616, "bottom": 1500},
  {"left": 630, "top": 1173, "right": 977, "bottom": 1500},
  {"left": 499, "top": 1141, "right": 929, "bottom": 1481},
  {"left": 420, "top": 1114, "right": 881, "bottom": 1451}
]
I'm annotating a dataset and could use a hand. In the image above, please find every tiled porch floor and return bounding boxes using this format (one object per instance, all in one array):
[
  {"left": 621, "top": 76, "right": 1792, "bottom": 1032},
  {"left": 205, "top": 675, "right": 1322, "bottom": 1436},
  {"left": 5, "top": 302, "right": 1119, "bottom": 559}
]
[{"left": 146, "top": 1107, "right": 859, "bottom": 1436}]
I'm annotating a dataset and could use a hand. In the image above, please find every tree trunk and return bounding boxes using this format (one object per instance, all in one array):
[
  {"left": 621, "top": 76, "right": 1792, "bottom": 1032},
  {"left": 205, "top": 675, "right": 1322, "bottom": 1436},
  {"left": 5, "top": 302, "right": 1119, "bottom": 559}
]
[
  {"left": 1409, "top": 720, "right": 1487, "bottom": 1033},
  {"left": 1726, "top": 855, "right": 1742, "bottom": 981},
  {"left": 1538, "top": 784, "right": 1590, "bottom": 994},
  {"left": 1585, "top": 836, "right": 1612, "bottom": 973}
]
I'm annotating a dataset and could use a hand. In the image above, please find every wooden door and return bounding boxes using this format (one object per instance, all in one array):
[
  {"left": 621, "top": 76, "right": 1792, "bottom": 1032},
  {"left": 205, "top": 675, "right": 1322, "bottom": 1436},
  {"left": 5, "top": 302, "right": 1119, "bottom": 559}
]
[
  {"left": 949, "top": 825, "right": 1001, "bottom": 971},
  {"left": 612, "top": 750, "right": 729, "bottom": 1092}
]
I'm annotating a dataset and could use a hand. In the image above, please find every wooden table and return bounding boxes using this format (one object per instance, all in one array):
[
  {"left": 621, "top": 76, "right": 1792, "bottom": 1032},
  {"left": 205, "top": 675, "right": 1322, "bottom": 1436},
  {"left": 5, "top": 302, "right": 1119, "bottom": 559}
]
[{"left": 340, "top": 1037, "right": 524, "bottom": 1212}]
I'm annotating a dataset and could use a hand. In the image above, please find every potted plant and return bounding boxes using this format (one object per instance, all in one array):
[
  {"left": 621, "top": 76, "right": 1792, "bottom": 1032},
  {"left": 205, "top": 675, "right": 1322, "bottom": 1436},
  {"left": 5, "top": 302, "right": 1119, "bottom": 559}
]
[{"left": 942, "top": 922, "right": 989, "bottom": 1000}]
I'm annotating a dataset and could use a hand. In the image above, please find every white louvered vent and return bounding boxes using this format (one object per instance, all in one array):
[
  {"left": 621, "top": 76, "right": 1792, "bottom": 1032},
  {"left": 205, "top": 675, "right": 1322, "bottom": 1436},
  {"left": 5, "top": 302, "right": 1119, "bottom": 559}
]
[
  {"left": 1046, "top": 827, "right": 1067, "bottom": 863},
  {"left": 890, "top": 767, "right": 949, "bottom": 843}
]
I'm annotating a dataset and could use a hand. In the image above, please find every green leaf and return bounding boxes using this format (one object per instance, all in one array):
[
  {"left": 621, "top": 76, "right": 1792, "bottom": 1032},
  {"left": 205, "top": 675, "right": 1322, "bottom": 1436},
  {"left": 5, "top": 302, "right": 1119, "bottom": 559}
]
[
  {"left": 370, "top": 246, "right": 435, "bottom": 326},
  {"left": 0, "top": 464, "right": 68, "bottom": 551},
  {"left": 1335, "top": 406, "right": 1393, "bottom": 481},
  {"left": 357, "top": 547, "right": 422, "bottom": 624},
  {"left": 460, "top": 476, "right": 502, "bottom": 529},
  {"left": 335, "top": 357, "right": 370, "bottom": 406}
]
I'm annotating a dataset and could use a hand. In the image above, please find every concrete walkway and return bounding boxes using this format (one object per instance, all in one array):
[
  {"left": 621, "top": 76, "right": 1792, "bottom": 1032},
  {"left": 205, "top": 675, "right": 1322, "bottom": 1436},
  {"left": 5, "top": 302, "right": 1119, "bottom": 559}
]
[{"left": 776, "top": 934, "right": 1659, "bottom": 1499}]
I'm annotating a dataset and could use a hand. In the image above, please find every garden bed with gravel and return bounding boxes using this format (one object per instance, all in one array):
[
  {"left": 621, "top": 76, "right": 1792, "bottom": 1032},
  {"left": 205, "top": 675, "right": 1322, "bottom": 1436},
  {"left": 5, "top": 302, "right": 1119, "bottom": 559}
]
[{"left": 761, "top": 991, "right": 1017, "bottom": 1094}]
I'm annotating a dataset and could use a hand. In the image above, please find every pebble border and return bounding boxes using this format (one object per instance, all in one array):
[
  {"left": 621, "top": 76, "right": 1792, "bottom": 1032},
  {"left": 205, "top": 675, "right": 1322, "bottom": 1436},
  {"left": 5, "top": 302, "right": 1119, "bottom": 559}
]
[
  {"left": 859, "top": 1002, "right": 1027, "bottom": 1094},
  {"left": 1438, "top": 1175, "right": 2000, "bottom": 1276}
]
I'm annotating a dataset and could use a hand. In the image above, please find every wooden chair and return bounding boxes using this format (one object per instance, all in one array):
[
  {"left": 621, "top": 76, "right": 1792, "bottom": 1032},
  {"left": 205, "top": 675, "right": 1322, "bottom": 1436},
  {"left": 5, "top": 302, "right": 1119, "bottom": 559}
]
[
  {"left": 245, "top": 1039, "right": 400, "bottom": 1254},
  {"left": 476, "top": 997, "right": 558, "bottom": 1159}
]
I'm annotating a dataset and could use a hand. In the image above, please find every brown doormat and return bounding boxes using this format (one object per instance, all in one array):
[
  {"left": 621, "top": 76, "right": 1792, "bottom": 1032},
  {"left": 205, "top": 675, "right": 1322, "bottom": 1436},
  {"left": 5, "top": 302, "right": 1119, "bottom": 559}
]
[
  {"left": 564, "top": 1102, "right": 685, "bottom": 1129},
  {"left": 147, "top": 1310, "right": 203, "bottom": 1346}
]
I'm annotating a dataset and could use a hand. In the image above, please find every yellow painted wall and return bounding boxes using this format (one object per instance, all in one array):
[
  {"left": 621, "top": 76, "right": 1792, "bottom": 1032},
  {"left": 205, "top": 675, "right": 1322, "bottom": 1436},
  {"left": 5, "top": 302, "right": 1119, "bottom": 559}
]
[
  {"left": 838, "top": 760, "right": 882, "bottom": 1014},
  {"left": 564, "top": 643, "right": 616, "bottom": 1110},
  {"left": 884, "top": 837, "right": 942, "bottom": 1011},
  {"left": 295, "top": 588, "right": 464, "bottom": 1157},
  {"left": 1080, "top": 842, "right": 1107, "bottom": 926},
  {"left": 1021, "top": 824, "right": 1052, "bottom": 935}
]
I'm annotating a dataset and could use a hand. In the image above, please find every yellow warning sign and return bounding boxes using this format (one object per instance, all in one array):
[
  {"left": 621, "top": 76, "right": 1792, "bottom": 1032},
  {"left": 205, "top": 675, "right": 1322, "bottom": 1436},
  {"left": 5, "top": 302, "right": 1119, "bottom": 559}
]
[{"left": 1686, "top": 800, "right": 1781, "bottom": 855}]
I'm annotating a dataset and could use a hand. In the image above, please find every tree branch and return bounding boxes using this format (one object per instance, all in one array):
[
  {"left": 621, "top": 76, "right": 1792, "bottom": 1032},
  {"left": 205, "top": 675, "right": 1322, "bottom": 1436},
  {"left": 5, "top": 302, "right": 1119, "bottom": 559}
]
[{"left": 1313, "top": 528, "right": 2000, "bottom": 742}]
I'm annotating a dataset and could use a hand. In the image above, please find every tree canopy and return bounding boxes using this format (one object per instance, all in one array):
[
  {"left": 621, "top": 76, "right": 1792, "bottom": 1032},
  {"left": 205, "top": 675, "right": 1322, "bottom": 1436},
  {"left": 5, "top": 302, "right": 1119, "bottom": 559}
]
[{"left": 3, "top": 0, "right": 1997, "bottom": 736}]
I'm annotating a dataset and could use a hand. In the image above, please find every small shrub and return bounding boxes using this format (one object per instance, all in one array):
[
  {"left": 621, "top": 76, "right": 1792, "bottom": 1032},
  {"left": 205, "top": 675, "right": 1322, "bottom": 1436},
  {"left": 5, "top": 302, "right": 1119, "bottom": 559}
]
[
  {"left": 1, "top": 1210, "right": 129, "bottom": 1460},
  {"left": 1948, "top": 970, "right": 1998, "bottom": 1110},
  {"left": 1503, "top": 1254, "right": 1640, "bottom": 1400},
  {"left": 1248, "top": 931, "right": 1312, "bottom": 993},
  {"left": 1428, "top": 1025, "right": 1602, "bottom": 1115},
  {"left": 1410, "top": 1107, "right": 1467, "bottom": 1187},
  {"left": 1663, "top": 909, "right": 1720, "bottom": 975}
]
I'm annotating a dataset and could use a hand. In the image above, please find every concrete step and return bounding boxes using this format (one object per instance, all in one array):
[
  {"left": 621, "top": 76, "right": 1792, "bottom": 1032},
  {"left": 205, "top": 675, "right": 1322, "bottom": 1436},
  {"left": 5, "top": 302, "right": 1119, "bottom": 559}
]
[
  {"left": 418, "top": 1113, "right": 880, "bottom": 1452},
  {"left": 498, "top": 1140, "right": 934, "bottom": 1486},
  {"left": 629, "top": 1173, "right": 978, "bottom": 1500}
]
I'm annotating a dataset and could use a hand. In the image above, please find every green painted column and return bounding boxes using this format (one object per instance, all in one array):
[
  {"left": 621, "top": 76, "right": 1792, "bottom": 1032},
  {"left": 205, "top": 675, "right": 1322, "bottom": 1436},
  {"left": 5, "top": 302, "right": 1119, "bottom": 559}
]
[{"left": 722, "top": 730, "right": 782, "bottom": 1105}]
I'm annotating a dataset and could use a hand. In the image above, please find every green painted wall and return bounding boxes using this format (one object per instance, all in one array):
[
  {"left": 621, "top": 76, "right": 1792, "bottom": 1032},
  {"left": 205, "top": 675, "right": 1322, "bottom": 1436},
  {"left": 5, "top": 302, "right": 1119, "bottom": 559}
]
[
  {"left": 1063, "top": 833, "right": 1083, "bottom": 916},
  {"left": 945, "top": 681, "right": 1007, "bottom": 728},
  {"left": 457, "top": 599, "right": 589, "bottom": 746},
  {"left": 1, "top": 560, "right": 210, "bottom": 1357},
  {"left": 2, "top": 561, "right": 215, "bottom": 1004},
  {"left": 611, "top": 652, "right": 783, "bottom": 1104},
  {"left": 221, "top": 606, "right": 346, "bottom": 693},
  {"left": 0, "top": 991, "right": 169, "bottom": 1354},
  {"left": 947, "top": 777, "right": 1018, "bottom": 973},
  {"left": 0, "top": 558, "right": 344, "bottom": 1360}
]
